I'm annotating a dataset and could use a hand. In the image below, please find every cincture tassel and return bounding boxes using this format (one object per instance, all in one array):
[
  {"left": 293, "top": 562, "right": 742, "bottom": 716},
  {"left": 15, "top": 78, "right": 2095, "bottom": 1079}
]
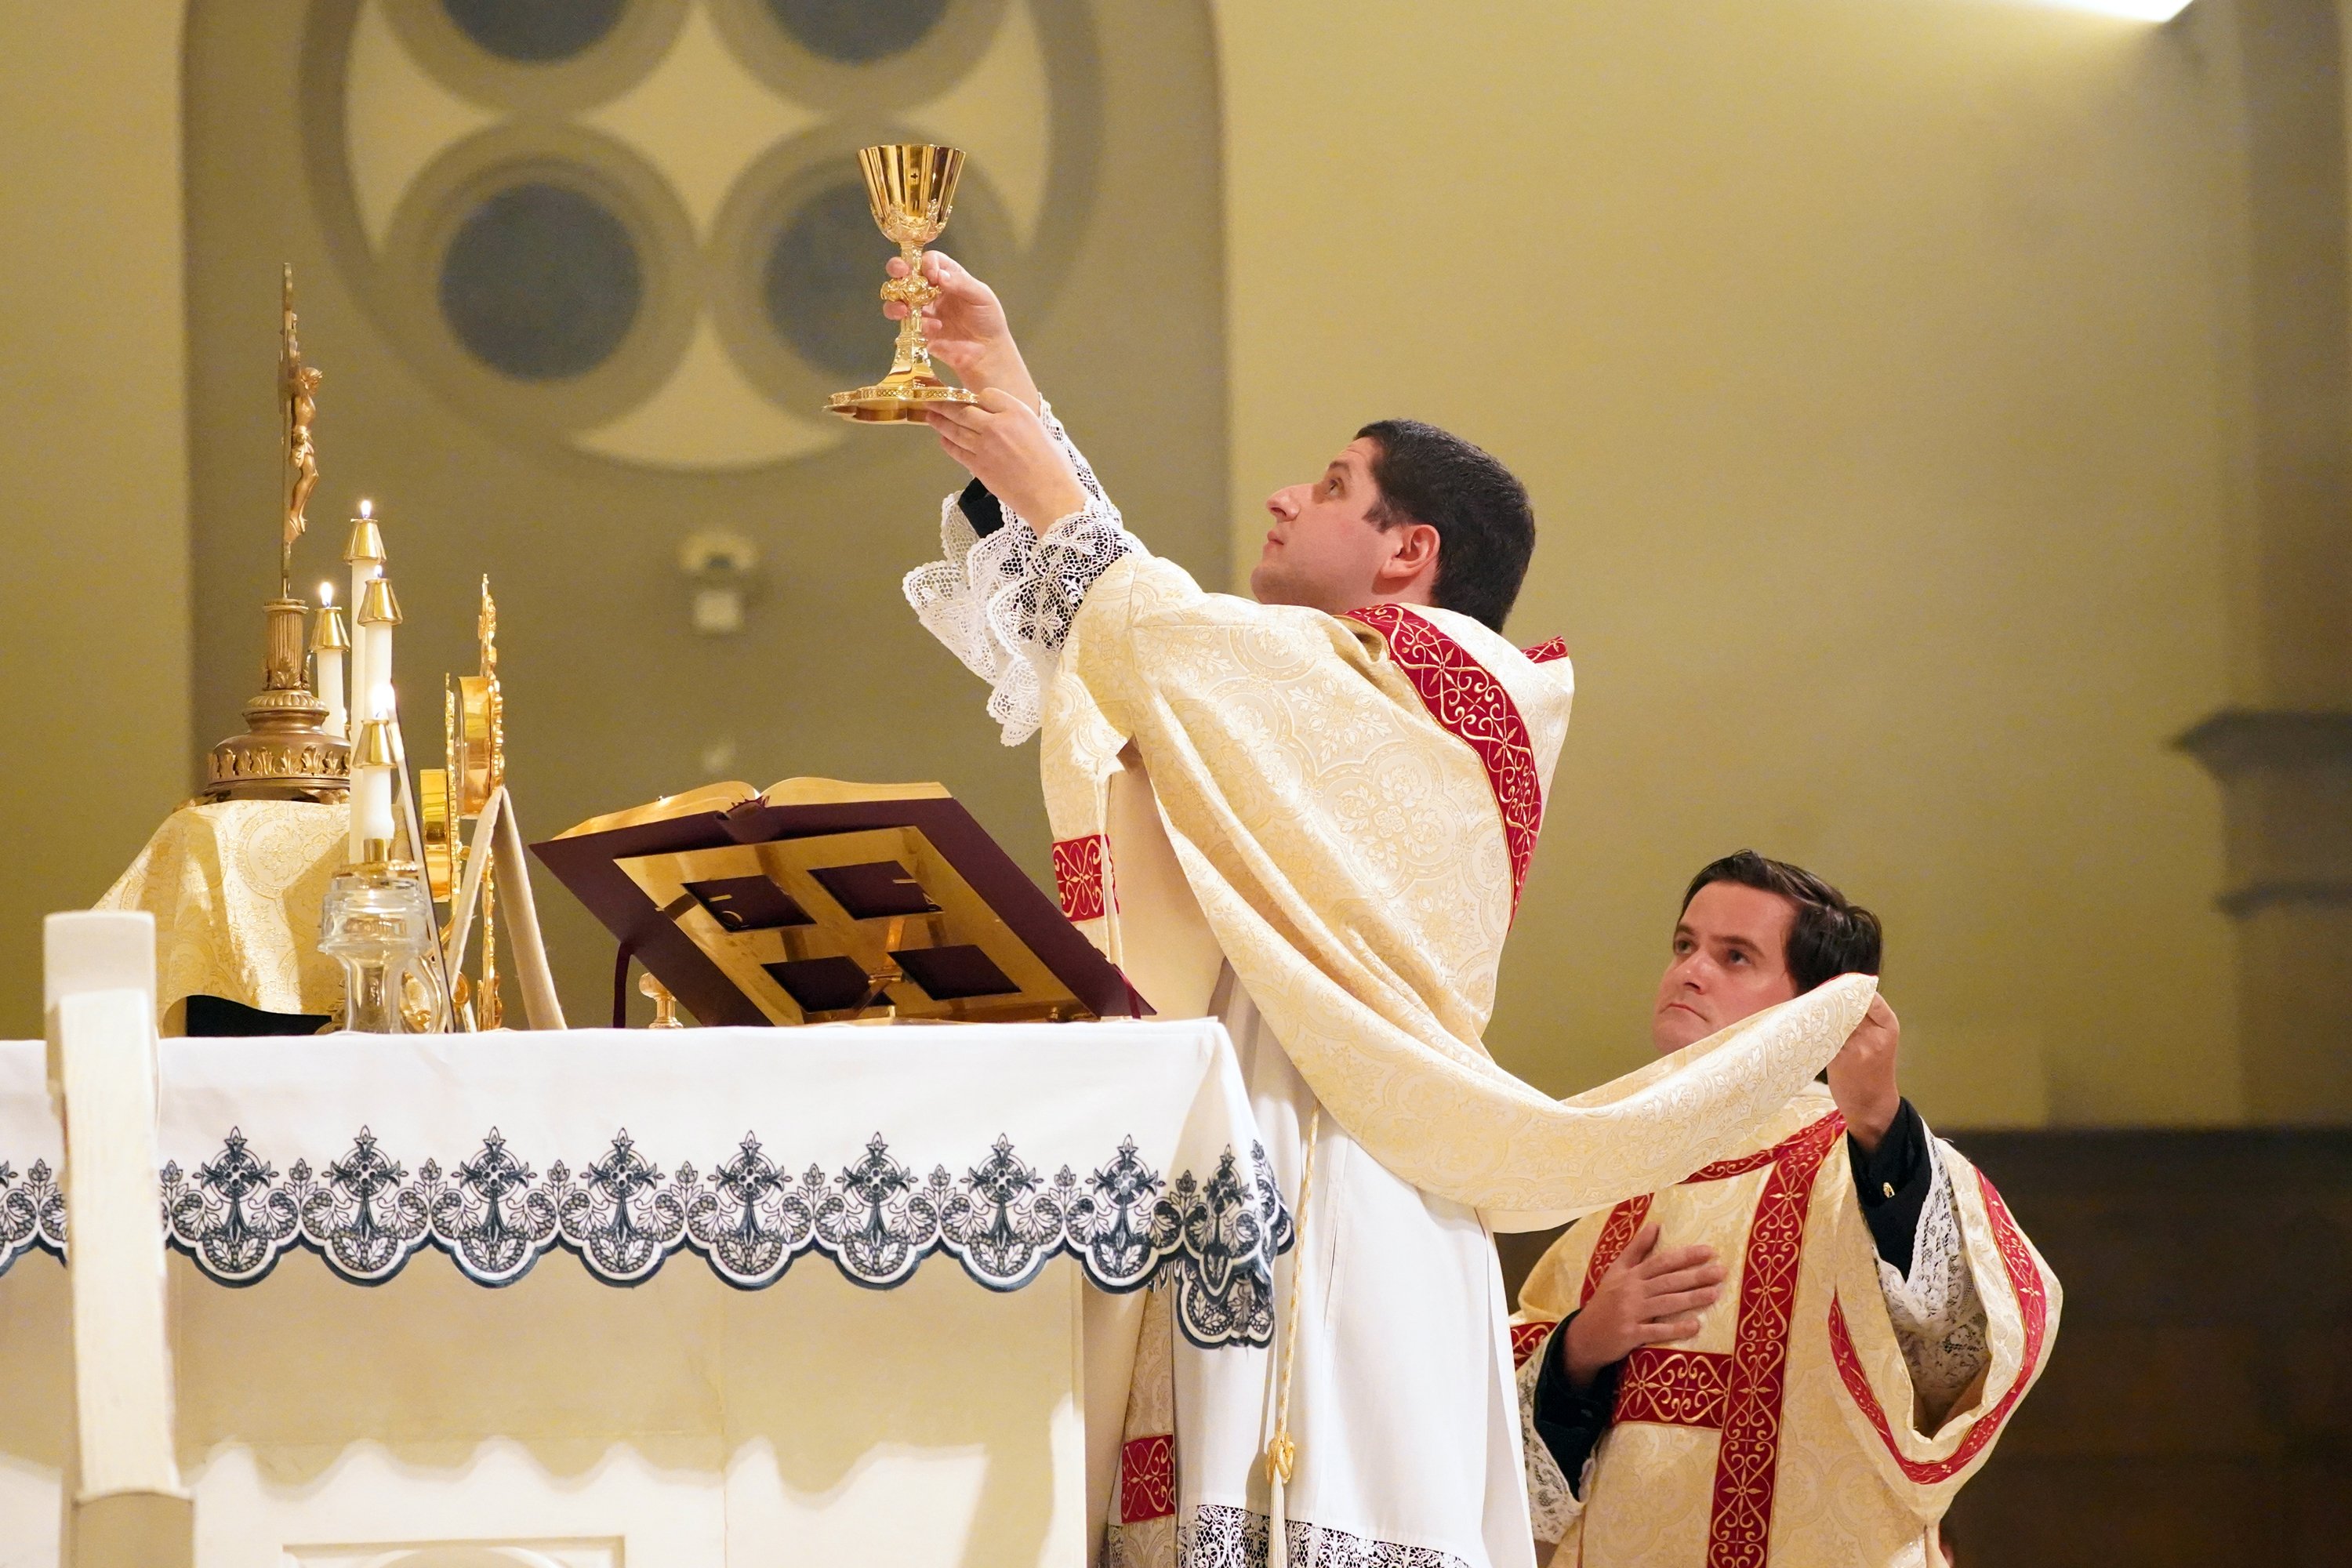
[{"left": 1265, "top": 1107, "right": 1322, "bottom": 1568}]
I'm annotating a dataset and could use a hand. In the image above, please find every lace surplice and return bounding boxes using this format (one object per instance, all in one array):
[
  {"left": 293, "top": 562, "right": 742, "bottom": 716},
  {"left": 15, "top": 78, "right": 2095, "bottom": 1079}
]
[
  {"left": 1517, "top": 1342, "right": 1581, "bottom": 1543},
  {"left": 902, "top": 402, "right": 1145, "bottom": 745},
  {"left": 1877, "top": 1130, "right": 1991, "bottom": 1426}
]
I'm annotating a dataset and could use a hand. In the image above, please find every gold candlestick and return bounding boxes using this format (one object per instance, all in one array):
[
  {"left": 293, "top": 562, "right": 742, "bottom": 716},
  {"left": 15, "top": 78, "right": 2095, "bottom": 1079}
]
[
  {"left": 203, "top": 265, "right": 350, "bottom": 801},
  {"left": 826, "top": 144, "right": 982, "bottom": 423},
  {"left": 641, "top": 971, "right": 684, "bottom": 1029}
]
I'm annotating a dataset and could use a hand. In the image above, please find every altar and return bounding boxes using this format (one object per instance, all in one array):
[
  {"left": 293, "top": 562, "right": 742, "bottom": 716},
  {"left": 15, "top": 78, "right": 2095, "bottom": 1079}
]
[{"left": 0, "top": 1018, "right": 1285, "bottom": 1567}]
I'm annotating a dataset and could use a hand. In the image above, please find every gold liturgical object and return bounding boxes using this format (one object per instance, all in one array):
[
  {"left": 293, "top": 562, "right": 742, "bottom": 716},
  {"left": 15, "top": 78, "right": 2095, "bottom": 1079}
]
[
  {"left": 534, "top": 779, "right": 1144, "bottom": 1029},
  {"left": 826, "top": 144, "right": 982, "bottom": 423},
  {"left": 204, "top": 267, "right": 350, "bottom": 801},
  {"left": 419, "top": 578, "right": 510, "bottom": 1029}
]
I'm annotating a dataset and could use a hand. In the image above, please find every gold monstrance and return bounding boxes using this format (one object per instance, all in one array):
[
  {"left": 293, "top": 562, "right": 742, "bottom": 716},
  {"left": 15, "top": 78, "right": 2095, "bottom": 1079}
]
[
  {"left": 203, "top": 266, "right": 350, "bottom": 800},
  {"left": 826, "top": 144, "right": 982, "bottom": 423}
]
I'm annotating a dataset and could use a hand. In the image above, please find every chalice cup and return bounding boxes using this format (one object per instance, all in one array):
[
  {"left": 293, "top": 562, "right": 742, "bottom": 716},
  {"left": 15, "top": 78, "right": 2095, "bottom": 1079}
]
[{"left": 826, "top": 143, "right": 982, "bottom": 423}]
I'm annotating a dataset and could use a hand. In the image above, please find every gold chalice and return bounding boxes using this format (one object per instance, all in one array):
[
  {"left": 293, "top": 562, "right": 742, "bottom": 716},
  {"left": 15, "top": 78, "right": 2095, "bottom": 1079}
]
[{"left": 826, "top": 143, "right": 982, "bottom": 423}]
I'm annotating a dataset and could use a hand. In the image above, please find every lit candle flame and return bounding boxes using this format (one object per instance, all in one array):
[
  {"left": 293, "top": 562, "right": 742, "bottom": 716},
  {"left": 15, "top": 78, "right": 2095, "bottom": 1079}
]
[
  {"left": 358, "top": 499, "right": 373, "bottom": 520},
  {"left": 320, "top": 581, "right": 334, "bottom": 606}
]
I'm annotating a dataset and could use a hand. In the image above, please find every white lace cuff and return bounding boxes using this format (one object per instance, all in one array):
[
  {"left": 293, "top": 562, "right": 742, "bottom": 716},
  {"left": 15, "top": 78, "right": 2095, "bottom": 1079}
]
[
  {"left": 1875, "top": 1129, "right": 1992, "bottom": 1427},
  {"left": 1517, "top": 1325, "right": 1583, "bottom": 1541},
  {"left": 901, "top": 401, "right": 1144, "bottom": 745}
]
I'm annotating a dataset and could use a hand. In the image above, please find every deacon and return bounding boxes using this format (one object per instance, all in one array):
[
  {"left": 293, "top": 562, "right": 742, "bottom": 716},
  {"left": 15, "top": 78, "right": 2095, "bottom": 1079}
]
[
  {"left": 1512, "top": 853, "right": 2060, "bottom": 1567},
  {"left": 890, "top": 253, "right": 1877, "bottom": 1568}
]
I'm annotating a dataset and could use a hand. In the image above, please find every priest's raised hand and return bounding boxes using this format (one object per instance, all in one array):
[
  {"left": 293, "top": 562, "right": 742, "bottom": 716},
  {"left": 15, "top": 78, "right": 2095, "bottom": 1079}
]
[
  {"left": 882, "top": 249, "right": 1040, "bottom": 411},
  {"left": 923, "top": 392, "right": 1088, "bottom": 535}
]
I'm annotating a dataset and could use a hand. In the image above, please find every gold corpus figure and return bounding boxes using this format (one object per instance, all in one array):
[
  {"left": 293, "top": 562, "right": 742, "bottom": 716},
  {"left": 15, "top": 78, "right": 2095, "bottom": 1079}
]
[{"left": 280, "top": 264, "right": 323, "bottom": 601}]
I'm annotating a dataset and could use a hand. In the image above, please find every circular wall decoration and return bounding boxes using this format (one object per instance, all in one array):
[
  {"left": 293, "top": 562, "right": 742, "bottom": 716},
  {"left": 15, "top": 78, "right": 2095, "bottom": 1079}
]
[
  {"left": 441, "top": 0, "right": 629, "bottom": 63},
  {"left": 440, "top": 181, "right": 642, "bottom": 379},
  {"left": 706, "top": 0, "right": 1006, "bottom": 113},
  {"left": 765, "top": 0, "right": 948, "bottom": 64},
  {"left": 762, "top": 177, "right": 887, "bottom": 379},
  {"left": 372, "top": 119, "right": 701, "bottom": 440},
  {"left": 311, "top": 0, "right": 1097, "bottom": 472}
]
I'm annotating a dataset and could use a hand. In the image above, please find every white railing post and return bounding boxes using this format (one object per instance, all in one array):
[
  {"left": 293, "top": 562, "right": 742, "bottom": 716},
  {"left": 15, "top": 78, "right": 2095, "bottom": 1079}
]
[{"left": 43, "top": 909, "right": 194, "bottom": 1568}]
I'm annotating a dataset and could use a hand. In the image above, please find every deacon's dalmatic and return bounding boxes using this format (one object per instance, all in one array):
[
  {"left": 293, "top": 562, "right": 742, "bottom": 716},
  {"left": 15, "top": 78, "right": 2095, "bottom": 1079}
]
[
  {"left": 1512, "top": 1087, "right": 2060, "bottom": 1568},
  {"left": 909, "top": 410, "right": 1875, "bottom": 1568}
]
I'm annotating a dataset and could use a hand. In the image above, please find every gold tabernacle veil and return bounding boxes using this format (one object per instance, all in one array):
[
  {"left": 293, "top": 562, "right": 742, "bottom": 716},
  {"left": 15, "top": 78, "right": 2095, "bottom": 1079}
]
[{"left": 1041, "top": 553, "right": 1874, "bottom": 1217}]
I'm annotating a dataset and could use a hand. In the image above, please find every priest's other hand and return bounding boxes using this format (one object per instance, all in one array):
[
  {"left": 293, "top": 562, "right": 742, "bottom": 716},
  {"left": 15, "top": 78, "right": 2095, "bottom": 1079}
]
[
  {"left": 1828, "top": 993, "right": 1901, "bottom": 1154},
  {"left": 1562, "top": 1221, "right": 1725, "bottom": 1389},
  {"left": 925, "top": 390, "right": 1090, "bottom": 532},
  {"left": 884, "top": 251, "right": 1043, "bottom": 412}
]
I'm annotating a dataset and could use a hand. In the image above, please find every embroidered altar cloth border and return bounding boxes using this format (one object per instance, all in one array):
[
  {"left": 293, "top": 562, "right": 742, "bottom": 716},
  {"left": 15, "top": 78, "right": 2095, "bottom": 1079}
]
[{"left": 0, "top": 1020, "right": 1290, "bottom": 1349}]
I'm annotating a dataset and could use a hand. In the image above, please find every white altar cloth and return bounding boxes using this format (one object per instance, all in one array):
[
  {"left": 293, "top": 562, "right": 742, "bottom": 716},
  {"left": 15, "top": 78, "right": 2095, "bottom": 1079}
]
[
  {"left": 0, "top": 1022, "right": 1287, "bottom": 1345},
  {"left": 0, "top": 1021, "right": 1283, "bottom": 1568}
]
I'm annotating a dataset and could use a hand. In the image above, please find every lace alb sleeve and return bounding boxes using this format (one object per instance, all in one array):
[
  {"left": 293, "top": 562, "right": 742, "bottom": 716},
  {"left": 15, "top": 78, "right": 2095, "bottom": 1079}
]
[
  {"left": 901, "top": 401, "right": 1145, "bottom": 745},
  {"left": 1876, "top": 1128, "right": 1992, "bottom": 1427},
  {"left": 1517, "top": 1329, "right": 1584, "bottom": 1541}
]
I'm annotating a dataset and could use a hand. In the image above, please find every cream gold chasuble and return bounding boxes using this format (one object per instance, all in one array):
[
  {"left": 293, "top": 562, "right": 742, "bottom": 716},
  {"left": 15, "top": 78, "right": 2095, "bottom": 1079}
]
[
  {"left": 1513, "top": 1087, "right": 2061, "bottom": 1568},
  {"left": 1037, "top": 550, "right": 1875, "bottom": 1216},
  {"left": 906, "top": 411, "right": 1874, "bottom": 1568}
]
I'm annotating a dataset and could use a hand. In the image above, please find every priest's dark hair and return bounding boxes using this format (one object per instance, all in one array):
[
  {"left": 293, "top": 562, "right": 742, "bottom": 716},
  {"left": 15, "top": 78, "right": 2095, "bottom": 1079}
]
[
  {"left": 1681, "top": 850, "right": 1883, "bottom": 993},
  {"left": 1356, "top": 419, "right": 1536, "bottom": 632}
]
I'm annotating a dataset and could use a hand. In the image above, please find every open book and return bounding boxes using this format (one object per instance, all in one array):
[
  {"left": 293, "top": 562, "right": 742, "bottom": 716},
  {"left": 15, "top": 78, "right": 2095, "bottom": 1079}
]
[{"left": 532, "top": 778, "right": 1144, "bottom": 1027}]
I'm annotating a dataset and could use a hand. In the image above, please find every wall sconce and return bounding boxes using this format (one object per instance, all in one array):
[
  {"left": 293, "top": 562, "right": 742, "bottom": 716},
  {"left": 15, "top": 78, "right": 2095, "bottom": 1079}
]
[{"left": 679, "top": 529, "right": 760, "bottom": 637}]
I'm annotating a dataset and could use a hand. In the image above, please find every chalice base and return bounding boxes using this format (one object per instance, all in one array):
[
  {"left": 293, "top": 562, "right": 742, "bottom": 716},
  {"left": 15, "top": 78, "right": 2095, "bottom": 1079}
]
[{"left": 826, "top": 372, "right": 980, "bottom": 423}]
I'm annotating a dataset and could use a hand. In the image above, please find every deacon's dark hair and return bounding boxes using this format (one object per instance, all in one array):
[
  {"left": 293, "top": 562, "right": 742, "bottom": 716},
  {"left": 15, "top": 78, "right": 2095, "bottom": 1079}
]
[
  {"left": 1355, "top": 419, "right": 1536, "bottom": 632},
  {"left": 1681, "top": 850, "right": 1882, "bottom": 993}
]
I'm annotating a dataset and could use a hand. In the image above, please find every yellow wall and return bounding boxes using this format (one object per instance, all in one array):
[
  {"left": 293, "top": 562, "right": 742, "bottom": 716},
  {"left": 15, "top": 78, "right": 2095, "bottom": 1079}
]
[
  {"left": 0, "top": 5, "right": 193, "bottom": 1037},
  {"left": 0, "top": 1, "right": 2267, "bottom": 1128},
  {"left": 1212, "top": 0, "right": 2241, "bottom": 1125}
]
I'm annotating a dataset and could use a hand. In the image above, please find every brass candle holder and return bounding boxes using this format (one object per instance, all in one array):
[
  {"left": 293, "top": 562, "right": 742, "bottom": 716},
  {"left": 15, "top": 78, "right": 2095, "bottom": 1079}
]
[
  {"left": 826, "top": 144, "right": 982, "bottom": 423},
  {"left": 204, "top": 266, "right": 350, "bottom": 800}
]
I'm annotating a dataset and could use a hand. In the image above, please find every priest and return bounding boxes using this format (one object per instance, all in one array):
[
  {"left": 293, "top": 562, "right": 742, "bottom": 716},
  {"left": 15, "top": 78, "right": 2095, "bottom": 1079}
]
[
  {"left": 1512, "top": 853, "right": 2061, "bottom": 1566},
  {"left": 890, "top": 253, "right": 1877, "bottom": 1568}
]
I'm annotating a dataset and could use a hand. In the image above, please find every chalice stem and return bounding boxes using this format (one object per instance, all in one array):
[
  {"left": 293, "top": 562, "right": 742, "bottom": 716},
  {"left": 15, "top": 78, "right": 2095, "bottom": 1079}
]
[{"left": 884, "top": 242, "right": 942, "bottom": 387}]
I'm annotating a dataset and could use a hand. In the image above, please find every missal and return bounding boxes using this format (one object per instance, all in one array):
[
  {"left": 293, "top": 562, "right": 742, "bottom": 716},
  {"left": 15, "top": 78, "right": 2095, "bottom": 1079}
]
[{"left": 534, "top": 778, "right": 1145, "bottom": 1028}]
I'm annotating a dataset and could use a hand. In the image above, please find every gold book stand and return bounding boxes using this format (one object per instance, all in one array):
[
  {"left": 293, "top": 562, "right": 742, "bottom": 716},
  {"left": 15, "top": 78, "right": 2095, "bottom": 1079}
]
[{"left": 534, "top": 779, "right": 1145, "bottom": 1028}]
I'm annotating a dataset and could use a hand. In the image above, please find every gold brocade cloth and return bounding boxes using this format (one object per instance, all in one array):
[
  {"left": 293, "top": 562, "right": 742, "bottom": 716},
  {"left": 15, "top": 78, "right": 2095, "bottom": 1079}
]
[
  {"left": 1515, "top": 1088, "right": 2063, "bottom": 1566},
  {"left": 1040, "top": 554, "right": 1875, "bottom": 1216},
  {"left": 96, "top": 800, "right": 345, "bottom": 1028}
]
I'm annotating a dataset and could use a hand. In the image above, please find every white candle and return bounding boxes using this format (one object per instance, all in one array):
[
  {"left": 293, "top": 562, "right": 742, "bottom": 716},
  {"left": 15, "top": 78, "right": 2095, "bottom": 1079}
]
[
  {"left": 348, "top": 715, "right": 398, "bottom": 862},
  {"left": 316, "top": 647, "right": 346, "bottom": 738},
  {"left": 362, "top": 632, "right": 393, "bottom": 721},
  {"left": 354, "top": 764, "right": 393, "bottom": 851},
  {"left": 314, "top": 583, "right": 347, "bottom": 740},
  {"left": 346, "top": 499, "right": 383, "bottom": 721},
  {"left": 356, "top": 573, "right": 401, "bottom": 724}
]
